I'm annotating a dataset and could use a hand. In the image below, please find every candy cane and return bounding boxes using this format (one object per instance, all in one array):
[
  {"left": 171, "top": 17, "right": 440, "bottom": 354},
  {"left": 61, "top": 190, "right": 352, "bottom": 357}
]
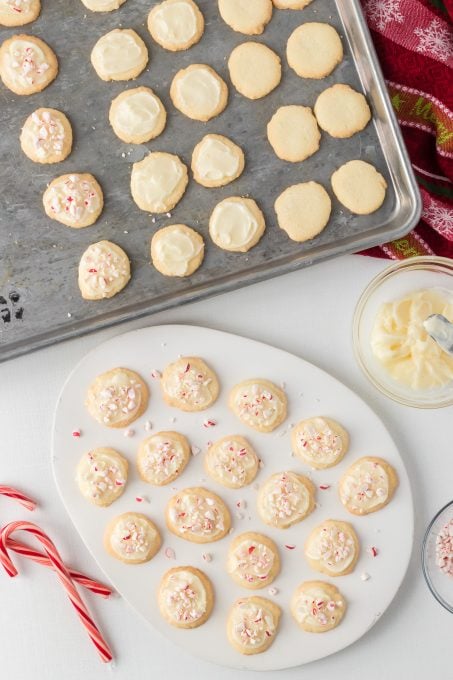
[
  {"left": 0, "top": 521, "right": 113, "bottom": 663},
  {"left": 0, "top": 486, "right": 36, "bottom": 511}
]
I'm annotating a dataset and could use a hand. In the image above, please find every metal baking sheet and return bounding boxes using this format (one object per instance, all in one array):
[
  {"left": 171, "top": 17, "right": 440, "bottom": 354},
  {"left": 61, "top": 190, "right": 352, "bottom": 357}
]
[{"left": 0, "top": 0, "right": 421, "bottom": 362}]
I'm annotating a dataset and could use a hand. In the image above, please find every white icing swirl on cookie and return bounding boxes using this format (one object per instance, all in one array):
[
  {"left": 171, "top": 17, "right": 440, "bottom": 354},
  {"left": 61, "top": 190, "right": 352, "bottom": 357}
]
[
  {"left": 162, "top": 359, "right": 214, "bottom": 407},
  {"left": 45, "top": 174, "right": 102, "bottom": 225},
  {"left": 233, "top": 382, "right": 285, "bottom": 430},
  {"left": 79, "top": 241, "right": 129, "bottom": 298},
  {"left": 0, "top": 0, "right": 35, "bottom": 19},
  {"left": 176, "top": 66, "right": 221, "bottom": 114},
  {"left": 340, "top": 460, "right": 389, "bottom": 512},
  {"left": 230, "top": 600, "right": 277, "bottom": 649},
  {"left": 89, "top": 371, "right": 144, "bottom": 426},
  {"left": 109, "top": 515, "right": 157, "bottom": 561},
  {"left": 2, "top": 39, "right": 50, "bottom": 89},
  {"left": 294, "top": 418, "right": 343, "bottom": 466},
  {"left": 113, "top": 90, "right": 161, "bottom": 137},
  {"left": 160, "top": 570, "right": 207, "bottom": 624},
  {"left": 228, "top": 539, "right": 275, "bottom": 585},
  {"left": 168, "top": 490, "right": 225, "bottom": 538},
  {"left": 22, "top": 109, "right": 66, "bottom": 160},
  {"left": 132, "top": 154, "right": 184, "bottom": 212},
  {"left": 259, "top": 472, "right": 310, "bottom": 526},
  {"left": 196, "top": 138, "right": 240, "bottom": 182},
  {"left": 139, "top": 434, "right": 187, "bottom": 484},
  {"left": 92, "top": 30, "right": 144, "bottom": 76},
  {"left": 306, "top": 524, "right": 356, "bottom": 574},
  {"left": 210, "top": 200, "right": 260, "bottom": 249},
  {"left": 77, "top": 449, "right": 126, "bottom": 503},
  {"left": 293, "top": 585, "right": 344, "bottom": 628},
  {"left": 151, "top": 1, "right": 198, "bottom": 45},
  {"left": 206, "top": 438, "right": 257, "bottom": 487},
  {"left": 154, "top": 227, "right": 202, "bottom": 276}
]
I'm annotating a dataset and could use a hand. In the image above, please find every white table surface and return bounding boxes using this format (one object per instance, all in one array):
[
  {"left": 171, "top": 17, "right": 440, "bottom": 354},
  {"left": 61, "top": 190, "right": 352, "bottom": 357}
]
[{"left": 1, "top": 254, "right": 451, "bottom": 680}]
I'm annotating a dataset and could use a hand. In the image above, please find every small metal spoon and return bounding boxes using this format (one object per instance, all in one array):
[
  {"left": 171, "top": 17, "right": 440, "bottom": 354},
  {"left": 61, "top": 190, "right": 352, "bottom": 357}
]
[{"left": 423, "top": 314, "right": 453, "bottom": 356}]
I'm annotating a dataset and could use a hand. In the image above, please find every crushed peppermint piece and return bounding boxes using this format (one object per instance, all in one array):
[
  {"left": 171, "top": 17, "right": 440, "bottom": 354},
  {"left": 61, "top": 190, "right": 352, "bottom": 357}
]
[
  {"left": 124, "top": 428, "right": 135, "bottom": 438},
  {"left": 361, "top": 572, "right": 371, "bottom": 581},
  {"left": 368, "top": 546, "right": 379, "bottom": 557},
  {"left": 202, "top": 552, "right": 212, "bottom": 562},
  {"left": 236, "top": 499, "right": 247, "bottom": 509},
  {"left": 268, "top": 587, "right": 279, "bottom": 596},
  {"left": 203, "top": 419, "right": 217, "bottom": 429},
  {"left": 435, "top": 517, "right": 453, "bottom": 577},
  {"left": 72, "top": 429, "right": 81, "bottom": 438},
  {"left": 284, "top": 544, "right": 296, "bottom": 550},
  {"left": 169, "top": 416, "right": 176, "bottom": 423},
  {"left": 67, "top": 312, "right": 72, "bottom": 318},
  {"left": 165, "top": 547, "right": 176, "bottom": 560},
  {"left": 135, "top": 496, "right": 147, "bottom": 503},
  {"left": 319, "top": 484, "right": 331, "bottom": 490},
  {"left": 144, "top": 420, "right": 153, "bottom": 432},
  {"left": 191, "top": 445, "right": 201, "bottom": 456},
  {"left": 150, "top": 369, "right": 161, "bottom": 379},
  {"left": 236, "top": 511, "right": 244, "bottom": 520}
]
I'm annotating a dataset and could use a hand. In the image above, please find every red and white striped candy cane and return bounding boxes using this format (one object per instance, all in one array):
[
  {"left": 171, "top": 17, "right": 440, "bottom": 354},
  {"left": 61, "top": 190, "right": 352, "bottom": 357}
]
[
  {"left": 0, "top": 521, "right": 113, "bottom": 663},
  {"left": 0, "top": 486, "right": 36, "bottom": 511}
]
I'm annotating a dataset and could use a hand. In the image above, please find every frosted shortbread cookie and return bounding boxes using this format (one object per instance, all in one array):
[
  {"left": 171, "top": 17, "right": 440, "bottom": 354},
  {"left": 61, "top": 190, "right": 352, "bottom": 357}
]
[
  {"left": 287, "top": 23, "right": 343, "bottom": 79},
  {"left": 257, "top": 471, "right": 315, "bottom": 528},
  {"left": 20, "top": 108, "right": 72, "bottom": 164},
  {"left": 227, "top": 596, "right": 281, "bottom": 654},
  {"left": 158, "top": 566, "right": 214, "bottom": 628},
  {"left": 267, "top": 105, "right": 320, "bottom": 162},
  {"left": 81, "top": 0, "right": 127, "bottom": 11},
  {"left": 275, "top": 181, "right": 331, "bottom": 242},
  {"left": 151, "top": 225, "right": 204, "bottom": 277},
  {"left": 91, "top": 29, "right": 148, "bottom": 81},
  {"left": 331, "top": 160, "right": 387, "bottom": 214},
  {"left": 148, "top": 0, "right": 204, "bottom": 52},
  {"left": 85, "top": 367, "right": 149, "bottom": 428},
  {"left": 205, "top": 435, "right": 259, "bottom": 488},
  {"left": 137, "top": 431, "right": 191, "bottom": 485},
  {"left": 228, "top": 42, "right": 281, "bottom": 99},
  {"left": 219, "top": 0, "right": 273, "bottom": 35},
  {"left": 166, "top": 487, "right": 231, "bottom": 543},
  {"left": 160, "top": 356, "right": 219, "bottom": 411},
  {"left": 0, "top": 0, "right": 40, "bottom": 29},
  {"left": 109, "top": 87, "right": 166, "bottom": 144},
  {"left": 305, "top": 519, "right": 359, "bottom": 576},
  {"left": 76, "top": 447, "right": 128, "bottom": 507},
  {"left": 229, "top": 379, "right": 287, "bottom": 432},
  {"left": 43, "top": 173, "right": 103, "bottom": 228},
  {"left": 291, "top": 581, "right": 346, "bottom": 632},
  {"left": 0, "top": 34, "right": 57, "bottom": 95},
  {"left": 273, "top": 0, "right": 313, "bottom": 8},
  {"left": 209, "top": 197, "right": 265, "bottom": 253},
  {"left": 192, "top": 134, "right": 244, "bottom": 188},
  {"left": 104, "top": 512, "right": 161, "bottom": 564},
  {"left": 339, "top": 456, "right": 398, "bottom": 516},
  {"left": 78, "top": 240, "right": 131, "bottom": 300},
  {"left": 314, "top": 84, "right": 371, "bottom": 138},
  {"left": 131, "top": 152, "right": 188, "bottom": 213},
  {"left": 227, "top": 532, "right": 280, "bottom": 588},
  {"left": 291, "top": 417, "right": 349, "bottom": 470},
  {"left": 170, "top": 64, "right": 228, "bottom": 122}
]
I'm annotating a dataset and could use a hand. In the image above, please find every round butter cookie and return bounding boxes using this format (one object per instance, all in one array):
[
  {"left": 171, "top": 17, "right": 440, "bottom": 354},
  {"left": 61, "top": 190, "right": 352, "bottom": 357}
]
[
  {"left": 85, "top": 367, "right": 149, "bottom": 428},
  {"left": 43, "top": 173, "right": 103, "bottom": 228},
  {"left": 137, "top": 431, "right": 191, "bottom": 486},
  {"left": 305, "top": 519, "right": 359, "bottom": 576},
  {"left": 331, "top": 159, "right": 387, "bottom": 214},
  {"left": 228, "top": 42, "right": 281, "bottom": 99},
  {"left": 291, "top": 581, "right": 346, "bottom": 632},
  {"left": 0, "top": 0, "right": 40, "bottom": 27},
  {"left": 227, "top": 532, "right": 280, "bottom": 588},
  {"left": 131, "top": 152, "right": 188, "bottom": 213},
  {"left": 229, "top": 378, "right": 287, "bottom": 432},
  {"left": 205, "top": 435, "right": 259, "bottom": 488},
  {"left": 267, "top": 105, "right": 320, "bottom": 162},
  {"left": 78, "top": 240, "right": 131, "bottom": 300},
  {"left": 170, "top": 64, "right": 228, "bottom": 122},
  {"left": 91, "top": 29, "right": 148, "bottom": 81},
  {"left": 291, "top": 416, "right": 349, "bottom": 469},
  {"left": 20, "top": 108, "right": 72, "bottom": 164},
  {"left": 314, "top": 84, "right": 371, "bottom": 138},
  {"left": 273, "top": 0, "right": 313, "bottom": 7},
  {"left": 192, "top": 134, "right": 244, "bottom": 188},
  {"left": 227, "top": 596, "right": 281, "bottom": 654},
  {"left": 81, "top": 0, "right": 127, "bottom": 10},
  {"left": 148, "top": 0, "right": 204, "bottom": 51},
  {"left": 109, "top": 87, "right": 166, "bottom": 144},
  {"left": 160, "top": 356, "right": 219, "bottom": 411},
  {"left": 166, "top": 487, "right": 231, "bottom": 543},
  {"left": 151, "top": 224, "right": 204, "bottom": 277},
  {"left": 158, "top": 566, "right": 214, "bottom": 628},
  {"left": 287, "top": 22, "right": 343, "bottom": 79},
  {"left": 275, "top": 181, "right": 331, "bottom": 242},
  {"left": 0, "top": 34, "right": 57, "bottom": 95},
  {"left": 76, "top": 447, "right": 128, "bottom": 507},
  {"left": 339, "top": 456, "right": 398, "bottom": 515},
  {"left": 257, "top": 471, "right": 315, "bottom": 528},
  {"left": 209, "top": 197, "right": 265, "bottom": 253},
  {"left": 218, "top": 0, "right": 273, "bottom": 35},
  {"left": 104, "top": 512, "right": 161, "bottom": 564}
]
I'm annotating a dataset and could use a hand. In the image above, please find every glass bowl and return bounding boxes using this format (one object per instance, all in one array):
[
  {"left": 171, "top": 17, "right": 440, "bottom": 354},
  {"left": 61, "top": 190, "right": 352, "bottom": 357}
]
[
  {"left": 353, "top": 256, "right": 453, "bottom": 408},
  {"left": 422, "top": 500, "right": 453, "bottom": 613}
]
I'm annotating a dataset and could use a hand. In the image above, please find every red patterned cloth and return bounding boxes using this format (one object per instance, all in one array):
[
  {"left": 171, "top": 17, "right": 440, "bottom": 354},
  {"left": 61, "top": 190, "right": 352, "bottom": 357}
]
[{"left": 360, "top": 0, "right": 453, "bottom": 259}]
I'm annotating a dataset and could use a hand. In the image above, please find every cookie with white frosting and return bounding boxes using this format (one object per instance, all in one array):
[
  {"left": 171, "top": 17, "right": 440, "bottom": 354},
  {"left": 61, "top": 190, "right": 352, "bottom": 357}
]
[
  {"left": 109, "top": 87, "right": 167, "bottom": 144},
  {"left": 20, "top": 108, "right": 72, "bottom": 164},
  {"left": 227, "top": 532, "right": 280, "bottom": 588},
  {"left": 305, "top": 519, "right": 359, "bottom": 576},
  {"left": 43, "top": 173, "right": 103, "bottom": 228},
  {"left": 339, "top": 456, "right": 398, "bottom": 515},
  {"left": 205, "top": 435, "right": 259, "bottom": 488},
  {"left": 81, "top": 0, "right": 127, "bottom": 11},
  {"left": 137, "top": 431, "right": 191, "bottom": 486},
  {"left": 161, "top": 356, "right": 219, "bottom": 411},
  {"left": 78, "top": 240, "right": 131, "bottom": 300},
  {"left": 227, "top": 596, "right": 281, "bottom": 655},
  {"left": 104, "top": 512, "right": 161, "bottom": 564},
  {"left": 85, "top": 367, "right": 149, "bottom": 428},
  {"left": 257, "top": 471, "right": 315, "bottom": 528},
  {"left": 170, "top": 64, "right": 228, "bottom": 122},
  {"left": 229, "top": 379, "right": 287, "bottom": 432},
  {"left": 158, "top": 566, "right": 214, "bottom": 628},
  {"left": 209, "top": 197, "right": 265, "bottom": 253},
  {"left": 91, "top": 29, "right": 148, "bottom": 81},
  {"left": 287, "top": 23, "right": 343, "bottom": 79},
  {"left": 291, "top": 417, "right": 349, "bottom": 469},
  {"left": 228, "top": 42, "right": 281, "bottom": 99},
  {"left": 0, "top": 34, "right": 58, "bottom": 95},
  {"left": 131, "top": 152, "right": 188, "bottom": 213},
  {"left": 166, "top": 487, "right": 231, "bottom": 543},
  {"left": 76, "top": 447, "right": 128, "bottom": 507},
  {"left": 218, "top": 0, "right": 273, "bottom": 35},
  {"left": 0, "top": 0, "right": 40, "bottom": 27},
  {"left": 291, "top": 581, "right": 346, "bottom": 632},
  {"left": 151, "top": 225, "right": 204, "bottom": 278},
  {"left": 192, "top": 134, "right": 245, "bottom": 188},
  {"left": 148, "top": 0, "right": 204, "bottom": 52}
]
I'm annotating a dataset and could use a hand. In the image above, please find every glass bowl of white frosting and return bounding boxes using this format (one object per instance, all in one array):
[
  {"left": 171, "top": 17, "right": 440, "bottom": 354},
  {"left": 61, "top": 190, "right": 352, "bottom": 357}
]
[{"left": 353, "top": 256, "right": 453, "bottom": 408}]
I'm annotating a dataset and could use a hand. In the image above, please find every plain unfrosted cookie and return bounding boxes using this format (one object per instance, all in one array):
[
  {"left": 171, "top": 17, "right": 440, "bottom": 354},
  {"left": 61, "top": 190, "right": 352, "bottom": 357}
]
[
  {"left": 151, "top": 225, "right": 204, "bottom": 277},
  {"left": 137, "top": 431, "right": 191, "bottom": 485},
  {"left": 78, "top": 240, "right": 131, "bottom": 300},
  {"left": 275, "top": 181, "right": 331, "bottom": 242},
  {"left": 205, "top": 435, "right": 259, "bottom": 488},
  {"left": 109, "top": 87, "right": 166, "bottom": 144},
  {"left": 287, "top": 23, "right": 343, "bottom": 79},
  {"left": 227, "top": 532, "right": 280, "bottom": 588},
  {"left": 273, "top": 0, "right": 313, "bottom": 8},
  {"left": 20, "top": 108, "right": 72, "bottom": 164},
  {"left": 43, "top": 173, "right": 103, "bottom": 228},
  {"left": 227, "top": 597, "right": 281, "bottom": 655},
  {"left": 291, "top": 417, "right": 349, "bottom": 469},
  {"left": 305, "top": 519, "right": 360, "bottom": 576},
  {"left": 81, "top": 0, "right": 127, "bottom": 10},
  {"left": 85, "top": 367, "right": 149, "bottom": 428},
  {"left": 192, "top": 134, "right": 244, "bottom": 188},
  {"left": 170, "top": 64, "right": 228, "bottom": 122},
  {"left": 91, "top": 29, "right": 148, "bottom": 81},
  {"left": 257, "top": 471, "right": 315, "bottom": 528},
  {"left": 267, "top": 105, "right": 320, "bottom": 162},
  {"left": 314, "top": 84, "right": 371, "bottom": 138},
  {"left": 160, "top": 356, "right": 219, "bottom": 411},
  {"left": 228, "top": 42, "right": 281, "bottom": 99},
  {"left": 331, "top": 160, "right": 387, "bottom": 214},
  {"left": 104, "top": 512, "right": 161, "bottom": 564},
  {"left": 131, "top": 152, "right": 188, "bottom": 213},
  {"left": 0, "top": 0, "right": 40, "bottom": 28},
  {"left": 209, "top": 197, "right": 265, "bottom": 253},
  {"left": 229, "top": 379, "right": 287, "bottom": 432},
  {"left": 76, "top": 447, "right": 128, "bottom": 506},
  {"left": 291, "top": 581, "right": 346, "bottom": 632},
  {"left": 148, "top": 0, "right": 204, "bottom": 52},
  {"left": 0, "top": 34, "right": 57, "bottom": 95},
  {"left": 158, "top": 566, "right": 214, "bottom": 628},
  {"left": 166, "top": 487, "right": 231, "bottom": 543},
  {"left": 219, "top": 0, "right": 273, "bottom": 35},
  {"left": 339, "top": 456, "right": 398, "bottom": 516}
]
